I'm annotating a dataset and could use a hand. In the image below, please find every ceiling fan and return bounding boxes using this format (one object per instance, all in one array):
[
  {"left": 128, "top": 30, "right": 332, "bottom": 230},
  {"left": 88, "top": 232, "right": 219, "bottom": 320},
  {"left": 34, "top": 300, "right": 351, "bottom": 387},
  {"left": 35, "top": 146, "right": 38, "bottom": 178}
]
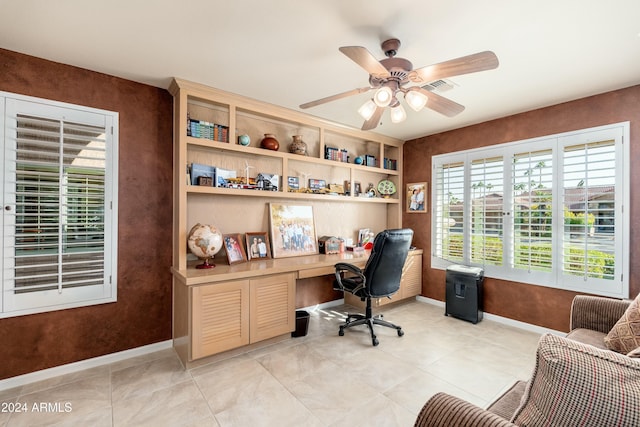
[{"left": 300, "top": 39, "right": 499, "bottom": 131}]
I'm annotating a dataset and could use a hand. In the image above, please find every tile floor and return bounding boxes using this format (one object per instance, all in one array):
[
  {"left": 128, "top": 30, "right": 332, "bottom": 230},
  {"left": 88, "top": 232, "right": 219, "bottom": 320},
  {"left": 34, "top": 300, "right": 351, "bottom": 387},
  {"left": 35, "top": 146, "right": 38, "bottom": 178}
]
[{"left": 0, "top": 300, "right": 543, "bottom": 426}]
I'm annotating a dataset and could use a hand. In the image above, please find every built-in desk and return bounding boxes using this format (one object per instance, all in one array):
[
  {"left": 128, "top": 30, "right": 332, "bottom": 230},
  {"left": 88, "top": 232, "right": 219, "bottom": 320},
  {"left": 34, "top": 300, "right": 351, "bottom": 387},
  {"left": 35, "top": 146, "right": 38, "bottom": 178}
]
[
  {"left": 171, "top": 251, "right": 369, "bottom": 286},
  {"left": 171, "top": 252, "right": 369, "bottom": 366},
  {"left": 171, "top": 249, "right": 422, "bottom": 367}
]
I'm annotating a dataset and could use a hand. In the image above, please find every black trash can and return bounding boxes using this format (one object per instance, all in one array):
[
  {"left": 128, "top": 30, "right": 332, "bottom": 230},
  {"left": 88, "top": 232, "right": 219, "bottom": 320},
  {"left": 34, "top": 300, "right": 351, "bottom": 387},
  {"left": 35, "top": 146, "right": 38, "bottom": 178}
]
[
  {"left": 292, "top": 310, "right": 310, "bottom": 337},
  {"left": 445, "top": 265, "right": 484, "bottom": 324}
]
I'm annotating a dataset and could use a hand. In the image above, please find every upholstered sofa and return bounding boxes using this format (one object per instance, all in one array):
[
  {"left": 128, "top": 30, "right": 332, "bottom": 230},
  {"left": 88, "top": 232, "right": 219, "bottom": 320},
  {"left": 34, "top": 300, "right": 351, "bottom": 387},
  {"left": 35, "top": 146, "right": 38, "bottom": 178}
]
[{"left": 414, "top": 295, "right": 640, "bottom": 426}]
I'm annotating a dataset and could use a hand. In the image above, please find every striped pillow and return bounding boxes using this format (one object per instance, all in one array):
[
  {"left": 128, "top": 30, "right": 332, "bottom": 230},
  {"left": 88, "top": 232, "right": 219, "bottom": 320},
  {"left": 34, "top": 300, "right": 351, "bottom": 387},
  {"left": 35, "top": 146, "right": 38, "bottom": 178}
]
[
  {"left": 605, "top": 293, "right": 640, "bottom": 354},
  {"left": 511, "top": 334, "right": 640, "bottom": 426}
]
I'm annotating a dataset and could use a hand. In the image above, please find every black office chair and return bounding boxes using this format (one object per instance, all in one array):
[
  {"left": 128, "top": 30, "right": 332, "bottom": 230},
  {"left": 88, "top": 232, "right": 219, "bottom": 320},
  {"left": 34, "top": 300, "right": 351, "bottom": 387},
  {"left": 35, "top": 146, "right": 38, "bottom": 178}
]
[{"left": 333, "top": 228, "right": 414, "bottom": 346}]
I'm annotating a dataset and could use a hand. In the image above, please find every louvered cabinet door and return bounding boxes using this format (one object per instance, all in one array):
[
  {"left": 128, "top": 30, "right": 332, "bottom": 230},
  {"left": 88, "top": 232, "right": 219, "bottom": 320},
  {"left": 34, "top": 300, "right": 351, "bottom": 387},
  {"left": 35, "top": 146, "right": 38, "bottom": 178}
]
[
  {"left": 249, "top": 273, "right": 296, "bottom": 343},
  {"left": 191, "top": 280, "right": 250, "bottom": 359},
  {"left": 401, "top": 251, "right": 423, "bottom": 298}
]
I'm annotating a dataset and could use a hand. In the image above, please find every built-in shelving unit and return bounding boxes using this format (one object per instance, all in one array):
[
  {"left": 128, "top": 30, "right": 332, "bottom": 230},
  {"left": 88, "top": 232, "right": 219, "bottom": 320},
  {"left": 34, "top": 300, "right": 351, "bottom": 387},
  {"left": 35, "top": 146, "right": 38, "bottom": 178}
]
[
  {"left": 169, "top": 78, "right": 406, "bottom": 365},
  {"left": 169, "top": 78, "right": 405, "bottom": 272}
]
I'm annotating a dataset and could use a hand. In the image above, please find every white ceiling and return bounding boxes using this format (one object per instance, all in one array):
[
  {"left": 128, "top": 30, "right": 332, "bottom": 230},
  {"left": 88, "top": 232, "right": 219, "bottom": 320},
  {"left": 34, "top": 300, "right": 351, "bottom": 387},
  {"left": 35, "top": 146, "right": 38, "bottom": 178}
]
[{"left": 1, "top": 0, "right": 639, "bottom": 141}]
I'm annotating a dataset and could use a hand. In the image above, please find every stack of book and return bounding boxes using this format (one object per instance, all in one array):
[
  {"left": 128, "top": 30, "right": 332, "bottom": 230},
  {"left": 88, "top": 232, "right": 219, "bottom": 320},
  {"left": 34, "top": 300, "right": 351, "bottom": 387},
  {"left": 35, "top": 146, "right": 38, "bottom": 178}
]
[
  {"left": 187, "top": 115, "right": 229, "bottom": 142},
  {"left": 364, "top": 154, "right": 378, "bottom": 167},
  {"left": 383, "top": 157, "right": 397, "bottom": 170},
  {"left": 324, "top": 146, "right": 349, "bottom": 162}
]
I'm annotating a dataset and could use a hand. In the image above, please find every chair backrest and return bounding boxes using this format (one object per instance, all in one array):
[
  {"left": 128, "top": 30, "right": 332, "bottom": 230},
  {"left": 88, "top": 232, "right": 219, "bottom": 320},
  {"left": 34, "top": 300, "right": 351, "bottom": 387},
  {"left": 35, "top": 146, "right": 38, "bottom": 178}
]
[{"left": 363, "top": 228, "right": 414, "bottom": 298}]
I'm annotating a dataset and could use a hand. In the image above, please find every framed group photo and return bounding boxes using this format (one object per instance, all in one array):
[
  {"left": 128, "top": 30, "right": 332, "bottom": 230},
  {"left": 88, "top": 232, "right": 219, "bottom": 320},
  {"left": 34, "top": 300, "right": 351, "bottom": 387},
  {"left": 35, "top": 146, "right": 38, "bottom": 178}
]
[
  {"left": 268, "top": 203, "right": 318, "bottom": 258},
  {"left": 245, "top": 232, "right": 271, "bottom": 260},
  {"left": 407, "top": 182, "right": 427, "bottom": 213},
  {"left": 223, "top": 233, "right": 247, "bottom": 264}
]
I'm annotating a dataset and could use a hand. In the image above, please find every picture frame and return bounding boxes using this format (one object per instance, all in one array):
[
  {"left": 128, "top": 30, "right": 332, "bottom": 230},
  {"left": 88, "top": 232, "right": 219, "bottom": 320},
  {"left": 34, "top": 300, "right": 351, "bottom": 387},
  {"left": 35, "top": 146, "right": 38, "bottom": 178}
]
[
  {"left": 407, "top": 182, "right": 427, "bottom": 213},
  {"left": 245, "top": 232, "right": 272, "bottom": 260},
  {"left": 308, "top": 178, "right": 326, "bottom": 190},
  {"left": 223, "top": 233, "right": 247, "bottom": 264},
  {"left": 268, "top": 203, "right": 318, "bottom": 258},
  {"left": 288, "top": 176, "right": 299, "bottom": 190}
]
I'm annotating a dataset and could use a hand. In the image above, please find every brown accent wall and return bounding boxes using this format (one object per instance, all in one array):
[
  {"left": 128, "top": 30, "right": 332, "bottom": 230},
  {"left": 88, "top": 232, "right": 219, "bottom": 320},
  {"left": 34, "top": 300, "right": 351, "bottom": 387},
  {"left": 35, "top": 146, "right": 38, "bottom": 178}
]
[
  {"left": 0, "top": 49, "right": 174, "bottom": 380},
  {"left": 404, "top": 85, "right": 640, "bottom": 332}
]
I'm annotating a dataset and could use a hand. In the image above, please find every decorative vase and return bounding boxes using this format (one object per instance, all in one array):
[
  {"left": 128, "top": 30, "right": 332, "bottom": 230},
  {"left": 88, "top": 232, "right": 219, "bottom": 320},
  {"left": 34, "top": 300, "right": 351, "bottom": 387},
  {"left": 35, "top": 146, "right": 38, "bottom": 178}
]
[
  {"left": 260, "top": 134, "right": 279, "bottom": 151},
  {"left": 238, "top": 134, "right": 250, "bottom": 146},
  {"left": 288, "top": 135, "right": 307, "bottom": 155}
]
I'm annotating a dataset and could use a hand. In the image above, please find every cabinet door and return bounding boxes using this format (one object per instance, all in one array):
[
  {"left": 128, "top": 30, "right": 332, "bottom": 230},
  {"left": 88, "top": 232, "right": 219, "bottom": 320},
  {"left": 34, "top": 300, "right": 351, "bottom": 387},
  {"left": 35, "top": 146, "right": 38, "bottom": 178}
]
[
  {"left": 192, "top": 280, "right": 250, "bottom": 359},
  {"left": 401, "top": 252, "right": 423, "bottom": 298},
  {"left": 250, "top": 273, "right": 296, "bottom": 343}
]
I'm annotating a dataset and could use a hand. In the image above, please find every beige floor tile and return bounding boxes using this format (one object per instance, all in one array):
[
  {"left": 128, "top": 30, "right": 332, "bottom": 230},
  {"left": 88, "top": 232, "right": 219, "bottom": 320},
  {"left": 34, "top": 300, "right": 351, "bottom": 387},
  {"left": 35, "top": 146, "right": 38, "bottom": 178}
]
[
  {"left": 329, "top": 393, "right": 416, "bottom": 427},
  {"left": 385, "top": 370, "right": 489, "bottom": 414},
  {"left": 284, "top": 363, "right": 381, "bottom": 425},
  {"left": 110, "top": 354, "right": 191, "bottom": 402},
  {"left": 195, "top": 359, "right": 321, "bottom": 427},
  {"left": 0, "top": 300, "right": 544, "bottom": 427},
  {"left": 335, "top": 346, "right": 419, "bottom": 391},
  {"left": 7, "top": 375, "right": 111, "bottom": 427},
  {"left": 112, "top": 380, "right": 213, "bottom": 427},
  {"left": 255, "top": 342, "right": 337, "bottom": 382}
]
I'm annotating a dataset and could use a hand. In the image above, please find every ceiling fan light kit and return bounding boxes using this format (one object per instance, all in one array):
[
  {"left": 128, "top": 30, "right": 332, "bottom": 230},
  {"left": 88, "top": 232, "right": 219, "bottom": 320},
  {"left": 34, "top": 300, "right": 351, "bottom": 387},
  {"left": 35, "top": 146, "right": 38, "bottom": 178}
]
[
  {"left": 300, "top": 38, "right": 499, "bottom": 131},
  {"left": 373, "top": 85, "right": 394, "bottom": 107},
  {"left": 358, "top": 99, "right": 377, "bottom": 121},
  {"left": 390, "top": 103, "right": 407, "bottom": 124},
  {"left": 404, "top": 89, "right": 428, "bottom": 112}
]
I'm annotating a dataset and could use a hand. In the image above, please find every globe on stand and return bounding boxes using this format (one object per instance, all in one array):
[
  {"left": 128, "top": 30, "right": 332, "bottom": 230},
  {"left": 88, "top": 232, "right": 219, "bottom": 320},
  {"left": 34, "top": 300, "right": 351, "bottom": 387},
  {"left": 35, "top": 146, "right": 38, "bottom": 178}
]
[{"left": 187, "top": 223, "right": 223, "bottom": 269}]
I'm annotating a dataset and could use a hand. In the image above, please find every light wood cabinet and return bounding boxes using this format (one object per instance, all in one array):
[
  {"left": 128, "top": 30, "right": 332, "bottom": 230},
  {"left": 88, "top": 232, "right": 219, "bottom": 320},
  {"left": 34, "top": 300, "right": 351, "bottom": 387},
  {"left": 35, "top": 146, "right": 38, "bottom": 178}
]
[
  {"left": 344, "top": 249, "right": 423, "bottom": 308},
  {"left": 185, "top": 272, "right": 296, "bottom": 363},
  {"left": 192, "top": 279, "right": 250, "bottom": 359},
  {"left": 400, "top": 249, "right": 423, "bottom": 299},
  {"left": 250, "top": 273, "right": 296, "bottom": 343}
]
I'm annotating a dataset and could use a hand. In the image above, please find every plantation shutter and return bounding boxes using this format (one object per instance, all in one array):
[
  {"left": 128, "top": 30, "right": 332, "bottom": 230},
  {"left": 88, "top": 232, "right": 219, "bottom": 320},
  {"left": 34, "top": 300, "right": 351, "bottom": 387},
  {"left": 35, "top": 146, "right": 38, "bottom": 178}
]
[
  {"left": 470, "top": 156, "right": 504, "bottom": 265},
  {"left": 434, "top": 160, "right": 465, "bottom": 262},
  {"left": 2, "top": 95, "right": 117, "bottom": 316},
  {"left": 511, "top": 149, "right": 553, "bottom": 272},
  {"left": 561, "top": 138, "right": 617, "bottom": 282}
]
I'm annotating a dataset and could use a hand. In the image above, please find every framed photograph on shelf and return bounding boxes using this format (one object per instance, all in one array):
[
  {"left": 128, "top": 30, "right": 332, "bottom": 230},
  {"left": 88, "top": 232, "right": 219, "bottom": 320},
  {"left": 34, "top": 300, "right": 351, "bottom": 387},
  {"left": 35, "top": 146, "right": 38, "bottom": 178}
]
[
  {"left": 287, "top": 176, "right": 299, "bottom": 191},
  {"left": 268, "top": 203, "right": 318, "bottom": 258},
  {"left": 308, "top": 179, "right": 326, "bottom": 190},
  {"left": 354, "top": 181, "right": 362, "bottom": 196},
  {"left": 406, "top": 182, "right": 427, "bottom": 213},
  {"left": 245, "top": 232, "right": 272, "bottom": 260},
  {"left": 223, "top": 234, "right": 247, "bottom": 264}
]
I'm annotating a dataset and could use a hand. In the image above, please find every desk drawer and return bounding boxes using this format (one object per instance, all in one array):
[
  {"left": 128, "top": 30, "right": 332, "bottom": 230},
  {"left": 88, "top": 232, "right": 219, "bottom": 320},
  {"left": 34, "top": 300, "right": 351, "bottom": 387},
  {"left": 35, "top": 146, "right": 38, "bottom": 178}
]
[{"left": 298, "top": 266, "right": 335, "bottom": 279}]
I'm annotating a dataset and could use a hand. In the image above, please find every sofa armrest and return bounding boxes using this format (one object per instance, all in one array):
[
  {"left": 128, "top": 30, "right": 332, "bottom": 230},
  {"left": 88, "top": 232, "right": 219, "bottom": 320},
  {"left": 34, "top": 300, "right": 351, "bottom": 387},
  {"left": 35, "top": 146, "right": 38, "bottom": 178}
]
[
  {"left": 570, "top": 295, "right": 631, "bottom": 334},
  {"left": 414, "top": 393, "right": 516, "bottom": 427}
]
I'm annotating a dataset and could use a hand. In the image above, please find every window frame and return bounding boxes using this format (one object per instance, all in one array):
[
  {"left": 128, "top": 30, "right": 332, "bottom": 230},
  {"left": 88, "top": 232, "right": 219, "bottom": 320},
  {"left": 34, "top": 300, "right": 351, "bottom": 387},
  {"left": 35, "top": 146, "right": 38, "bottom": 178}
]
[
  {"left": 431, "top": 122, "right": 629, "bottom": 299},
  {"left": 1, "top": 91, "right": 119, "bottom": 318}
]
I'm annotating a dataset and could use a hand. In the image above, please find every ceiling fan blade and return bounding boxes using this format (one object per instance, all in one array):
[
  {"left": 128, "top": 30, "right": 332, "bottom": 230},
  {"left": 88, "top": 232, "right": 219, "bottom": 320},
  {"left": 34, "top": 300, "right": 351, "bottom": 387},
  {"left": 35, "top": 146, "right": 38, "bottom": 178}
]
[
  {"left": 409, "top": 51, "right": 499, "bottom": 84},
  {"left": 300, "top": 87, "right": 372, "bottom": 109},
  {"left": 339, "top": 46, "right": 390, "bottom": 79},
  {"left": 361, "top": 106, "right": 384, "bottom": 131},
  {"left": 417, "top": 88, "right": 465, "bottom": 117}
]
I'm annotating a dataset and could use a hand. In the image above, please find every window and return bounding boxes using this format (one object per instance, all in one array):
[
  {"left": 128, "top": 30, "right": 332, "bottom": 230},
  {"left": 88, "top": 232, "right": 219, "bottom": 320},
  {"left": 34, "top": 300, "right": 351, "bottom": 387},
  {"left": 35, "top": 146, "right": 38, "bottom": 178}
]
[
  {"left": 1, "top": 92, "right": 118, "bottom": 317},
  {"left": 432, "top": 123, "right": 629, "bottom": 298}
]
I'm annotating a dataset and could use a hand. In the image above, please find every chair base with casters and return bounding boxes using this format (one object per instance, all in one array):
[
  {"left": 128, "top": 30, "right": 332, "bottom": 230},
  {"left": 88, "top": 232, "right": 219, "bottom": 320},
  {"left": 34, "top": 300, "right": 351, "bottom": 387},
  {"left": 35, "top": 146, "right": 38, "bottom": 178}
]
[
  {"left": 334, "top": 228, "right": 413, "bottom": 346},
  {"left": 339, "top": 296, "right": 404, "bottom": 346}
]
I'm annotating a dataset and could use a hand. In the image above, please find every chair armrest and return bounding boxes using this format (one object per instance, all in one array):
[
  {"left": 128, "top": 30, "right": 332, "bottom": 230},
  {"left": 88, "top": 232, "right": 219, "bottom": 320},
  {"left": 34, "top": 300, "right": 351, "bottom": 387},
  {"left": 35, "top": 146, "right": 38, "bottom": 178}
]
[
  {"left": 414, "top": 393, "right": 516, "bottom": 427},
  {"left": 570, "top": 295, "right": 631, "bottom": 334},
  {"left": 334, "top": 262, "right": 365, "bottom": 294}
]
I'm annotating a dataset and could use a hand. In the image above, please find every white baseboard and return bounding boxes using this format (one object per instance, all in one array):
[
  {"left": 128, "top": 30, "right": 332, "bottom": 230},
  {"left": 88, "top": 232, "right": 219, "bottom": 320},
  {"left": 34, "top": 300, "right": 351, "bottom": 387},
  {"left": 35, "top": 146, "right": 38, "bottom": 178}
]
[
  {"left": 0, "top": 340, "right": 173, "bottom": 392},
  {"left": 416, "top": 296, "right": 564, "bottom": 336}
]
